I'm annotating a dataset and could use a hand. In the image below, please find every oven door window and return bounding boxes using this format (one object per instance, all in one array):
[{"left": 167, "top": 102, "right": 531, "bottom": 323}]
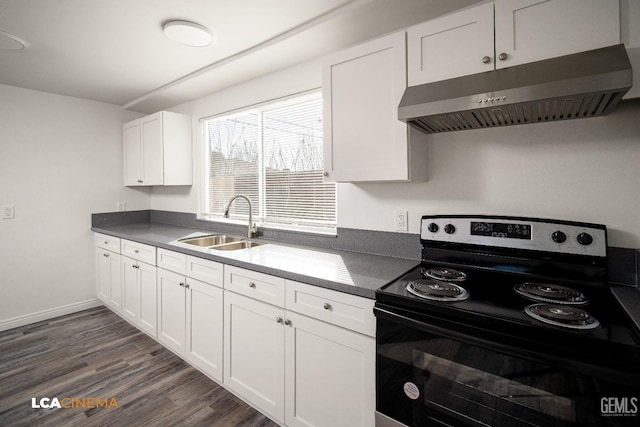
[{"left": 377, "top": 315, "right": 639, "bottom": 427}]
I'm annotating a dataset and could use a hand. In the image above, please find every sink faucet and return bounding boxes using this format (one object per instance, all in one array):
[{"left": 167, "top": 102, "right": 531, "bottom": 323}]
[{"left": 223, "top": 195, "right": 258, "bottom": 238}]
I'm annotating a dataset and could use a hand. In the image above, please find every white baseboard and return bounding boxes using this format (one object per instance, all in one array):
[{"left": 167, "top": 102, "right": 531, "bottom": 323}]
[{"left": 0, "top": 299, "right": 104, "bottom": 332}]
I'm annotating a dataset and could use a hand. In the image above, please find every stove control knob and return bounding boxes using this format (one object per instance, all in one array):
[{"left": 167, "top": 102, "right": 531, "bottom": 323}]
[
  {"left": 551, "top": 231, "right": 566, "bottom": 244},
  {"left": 577, "top": 232, "right": 593, "bottom": 246},
  {"left": 444, "top": 224, "right": 456, "bottom": 235},
  {"left": 427, "top": 223, "right": 439, "bottom": 233}
]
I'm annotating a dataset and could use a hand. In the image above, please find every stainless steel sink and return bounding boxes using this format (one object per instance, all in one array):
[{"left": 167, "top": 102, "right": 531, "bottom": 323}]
[
  {"left": 177, "top": 234, "right": 264, "bottom": 251},
  {"left": 211, "top": 241, "right": 264, "bottom": 251},
  {"left": 179, "top": 235, "right": 243, "bottom": 247}
]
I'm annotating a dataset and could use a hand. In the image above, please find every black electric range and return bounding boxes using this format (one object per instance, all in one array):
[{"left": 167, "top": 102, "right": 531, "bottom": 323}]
[{"left": 375, "top": 215, "right": 640, "bottom": 427}]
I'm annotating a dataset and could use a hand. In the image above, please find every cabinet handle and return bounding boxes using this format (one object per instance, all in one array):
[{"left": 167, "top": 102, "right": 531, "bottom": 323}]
[
  {"left": 323, "top": 172, "right": 329, "bottom": 177},
  {"left": 482, "top": 55, "right": 491, "bottom": 64},
  {"left": 323, "top": 303, "right": 332, "bottom": 310},
  {"left": 249, "top": 282, "right": 256, "bottom": 289},
  {"left": 185, "top": 284, "right": 190, "bottom": 289},
  {"left": 498, "top": 52, "right": 508, "bottom": 61},
  {"left": 137, "top": 180, "right": 143, "bottom": 183},
  {"left": 104, "top": 241, "right": 109, "bottom": 245},
  {"left": 134, "top": 249, "right": 139, "bottom": 254},
  {"left": 276, "top": 317, "right": 283, "bottom": 324},
  {"left": 179, "top": 282, "right": 185, "bottom": 287},
  {"left": 103, "top": 253, "right": 109, "bottom": 258},
  {"left": 284, "top": 319, "right": 292, "bottom": 326},
  {"left": 132, "top": 264, "right": 139, "bottom": 269}
]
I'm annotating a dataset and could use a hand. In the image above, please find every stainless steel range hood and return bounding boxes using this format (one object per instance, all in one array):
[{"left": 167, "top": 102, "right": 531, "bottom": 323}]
[{"left": 398, "top": 44, "right": 633, "bottom": 134}]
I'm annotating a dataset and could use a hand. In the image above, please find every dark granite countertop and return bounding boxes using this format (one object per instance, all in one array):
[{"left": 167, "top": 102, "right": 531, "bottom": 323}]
[
  {"left": 92, "top": 222, "right": 419, "bottom": 299},
  {"left": 611, "top": 285, "right": 640, "bottom": 334}
]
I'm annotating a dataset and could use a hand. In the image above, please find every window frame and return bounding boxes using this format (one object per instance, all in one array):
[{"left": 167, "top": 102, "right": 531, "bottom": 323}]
[{"left": 198, "top": 89, "right": 337, "bottom": 236}]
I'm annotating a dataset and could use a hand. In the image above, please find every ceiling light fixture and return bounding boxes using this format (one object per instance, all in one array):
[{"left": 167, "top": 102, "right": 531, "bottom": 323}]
[
  {"left": 0, "top": 30, "right": 26, "bottom": 50},
  {"left": 163, "top": 20, "right": 213, "bottom": 47}
]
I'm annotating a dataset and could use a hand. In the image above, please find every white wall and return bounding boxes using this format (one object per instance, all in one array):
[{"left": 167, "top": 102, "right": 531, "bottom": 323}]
[
  {"left": 154, "top": 57, "right": 640, "bottom": 249},
  {"left": 0, "top": 84, "right": 149, "bottom": 329},
  {"left": 338, "top": 101, "right": 640, "bottom": 248}
]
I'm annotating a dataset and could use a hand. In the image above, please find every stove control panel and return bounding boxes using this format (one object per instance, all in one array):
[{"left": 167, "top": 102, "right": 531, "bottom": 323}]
[{"left": 421, "top": 216, "right": 607, "bottom": 257}]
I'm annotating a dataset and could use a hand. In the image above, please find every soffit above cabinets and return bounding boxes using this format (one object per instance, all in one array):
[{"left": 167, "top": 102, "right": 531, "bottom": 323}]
[{"left": 0, "top": 0, "right": 481, "bottom": 113}]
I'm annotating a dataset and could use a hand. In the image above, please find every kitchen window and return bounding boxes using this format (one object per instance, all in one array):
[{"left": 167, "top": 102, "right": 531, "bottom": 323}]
[{"left": 202, "top": 90, "right": 336, "bottom": 234}]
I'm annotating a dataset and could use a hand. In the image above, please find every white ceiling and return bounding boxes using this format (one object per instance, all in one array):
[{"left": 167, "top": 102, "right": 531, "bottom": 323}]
[{"left": 0, "top": 0, "right": 480, "bottom": 113}]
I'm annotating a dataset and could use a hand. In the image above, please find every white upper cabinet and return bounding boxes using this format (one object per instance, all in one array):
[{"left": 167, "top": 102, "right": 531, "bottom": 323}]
[
  {"left": 408, "top": 0, "right": 621, "bottom": 86},
  {"left": 123, "top": 111, "right": 192, "bottom": 186},
  {"left": 323, "top": 31, "right": 426, "bottom": 182},
  {"left": 407, "top": 2, "right": 495, "bottom": 85},
  {"left": 494, "top": 0, "right": 620, "bottom": 68}
]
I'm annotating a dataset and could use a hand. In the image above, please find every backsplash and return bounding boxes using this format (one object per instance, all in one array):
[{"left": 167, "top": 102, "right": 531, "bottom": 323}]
[
  {"left": 92, "top": 210, "right": 639, "bottom": 286},
  {"left": 92, "top": 210, "right": 422, "bottom": 261}
]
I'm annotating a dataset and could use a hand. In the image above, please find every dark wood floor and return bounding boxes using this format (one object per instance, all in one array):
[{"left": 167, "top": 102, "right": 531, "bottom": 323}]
[{"left": 0, "top": 306, "right": 279, "bottom": 427}]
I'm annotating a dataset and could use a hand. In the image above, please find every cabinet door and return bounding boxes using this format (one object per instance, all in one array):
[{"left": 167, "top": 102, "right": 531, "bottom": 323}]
[
  {"left": 407, "top": 2, "right": 494, "bottom": 85},
  {"left": 285, "top": 311, "right": 375, "bottom": 427},
  {"left": 138, "top": 262, "right": 157, "bottom": 338},
  {"left": 157, "top": 268, "right": 186, "bottom": 354},
  {"left": 186, "top": 278, "right": 223, "bottom": 382},
  {"left": 122, "top": 257, "right": 140, "bottom": 322},
  {"left": 323, "top": 31, "right": 410, "bottom": 182},
  {"left": 96, "top": 248, "right": 111, "bottom": 303},
  {"left": 123, "top": 120, "right": 142, "bottom": 185},
  {"left": 224, "top": 292, "right": 285, "bottom": 423},
  {"left": 140, "top": 112, "right": 164, "bottom": 185},
  {"left": 494, "top": 0, "right": 620, "bottom": 69},
  {"left": 96, "top": 248, "right": 122, "bottom": 312}
]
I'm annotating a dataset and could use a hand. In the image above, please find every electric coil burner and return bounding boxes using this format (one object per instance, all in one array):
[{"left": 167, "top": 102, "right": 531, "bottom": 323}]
[
  {"left": 375, "top": 215, "right": 640, "bottom": 427},
  {"left": 525, "top": 303, "right": 600, "bottom": 330},
  {"left": 406, "top": 278, "right": 469, "bottom": 302},
  {"left": 423, "top": 266, "right": 467, "bottom": 282},
  {"left": 514, "top": 282, "right": 588, "bottom": 305}
]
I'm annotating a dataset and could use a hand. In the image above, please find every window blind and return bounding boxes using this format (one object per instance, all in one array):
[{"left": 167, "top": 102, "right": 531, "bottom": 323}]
[{"left": 204, "top": 91, "right": 336, "bottom": 232}]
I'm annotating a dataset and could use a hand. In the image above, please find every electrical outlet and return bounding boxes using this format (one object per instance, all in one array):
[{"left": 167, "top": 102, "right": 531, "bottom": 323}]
[
  {"left": 1, "top": 205, "right": 15, "bottom": 219},
  {"left": 117, "top": 201, "right": 126, "bottom": 212},
  {"left": 395, "top": 210, "right": 408, "bottom": 232}
]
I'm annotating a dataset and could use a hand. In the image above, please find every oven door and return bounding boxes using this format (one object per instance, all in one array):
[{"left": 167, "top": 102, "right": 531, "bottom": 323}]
[{"left": 375, "top": 304, "right": 640, "bottom": 427}]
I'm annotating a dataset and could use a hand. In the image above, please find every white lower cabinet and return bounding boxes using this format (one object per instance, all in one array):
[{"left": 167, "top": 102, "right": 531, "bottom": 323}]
[
  {"left": 157, "top": 268, "right": 187, "bottom": 353},
  {"left": 224, "top": 267, "right": 376, "bottom": 427},
  {"left": 96, "top": 247, "right": 122, "bottom": 312},
  {"left": 285, "top": 311, "right": 375, "bottom": 427},
  {"left": 122, "top": 256, "right": 157, "bottom": 337},
  {"left": 157, "top": 250, "right": 224, "bottom": 382},
  {"left": 186, "top": 277, "right": 224, "bottom": 382},
  {"left": 96, "top": 234, "right": 375, "bottom": 427},
  {"left": 224, "top": 291, "right": 286, "bottom": 422}
]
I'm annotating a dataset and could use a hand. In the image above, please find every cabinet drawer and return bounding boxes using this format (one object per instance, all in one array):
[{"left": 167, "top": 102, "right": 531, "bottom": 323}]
[
  {"left": 285, "top": 281, "right": 375, "bottom": 337},
  {"left": 121, "top": 240, "right": 156, "bottom": 265},
  {"left": 95, "top": 233, "right": 121, "bottom": 253},
  {"left": 224, "top": 266, "right": 285, "bottom": 307},
  {"left": 187, "top": 256, "right": 223, "bottom": 288},
  {"left": 157, "top": 248, "right": 187, "bottom": 275}
]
